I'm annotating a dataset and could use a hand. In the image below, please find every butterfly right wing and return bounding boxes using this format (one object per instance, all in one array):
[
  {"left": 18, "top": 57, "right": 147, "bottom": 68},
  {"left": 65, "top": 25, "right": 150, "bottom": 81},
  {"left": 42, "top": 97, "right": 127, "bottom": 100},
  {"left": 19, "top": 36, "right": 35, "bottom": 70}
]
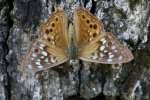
[
  {"left": 19, "top": 10, "right": 69, "bottom": 72},
  {"left": 74, "top": 8, "right": 104, "bottom": 48},
  {"left": 74, "top": 8, "right": 133, "bottom": 64}
]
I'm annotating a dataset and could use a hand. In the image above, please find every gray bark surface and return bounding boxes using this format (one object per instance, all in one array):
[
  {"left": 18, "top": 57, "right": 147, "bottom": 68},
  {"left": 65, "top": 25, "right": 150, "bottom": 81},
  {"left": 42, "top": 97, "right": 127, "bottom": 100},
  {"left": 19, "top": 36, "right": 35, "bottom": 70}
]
[{"left": 0, "top": 0, "right": 150, "bottom": 100}]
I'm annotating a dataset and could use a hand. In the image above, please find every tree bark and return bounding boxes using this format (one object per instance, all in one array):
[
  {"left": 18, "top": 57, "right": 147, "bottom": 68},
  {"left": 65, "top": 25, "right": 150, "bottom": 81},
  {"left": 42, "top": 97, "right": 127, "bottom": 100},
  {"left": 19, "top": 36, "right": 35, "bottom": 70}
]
[{"left": 0, "top": 0, "right": 150, "bottom": 100}]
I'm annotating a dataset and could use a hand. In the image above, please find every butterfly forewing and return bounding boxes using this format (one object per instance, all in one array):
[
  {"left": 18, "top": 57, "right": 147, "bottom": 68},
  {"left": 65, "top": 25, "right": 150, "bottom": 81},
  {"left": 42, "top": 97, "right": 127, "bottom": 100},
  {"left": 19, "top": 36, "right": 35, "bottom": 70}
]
[
  {"left": 74, "top": 8, "right": 104, "bottom": 48},
  {"left": 40, "top": 10, "right": 68, "bottom": 50},
  {"left": 20, "top": 10, "right": 69, "bottom": 72}
]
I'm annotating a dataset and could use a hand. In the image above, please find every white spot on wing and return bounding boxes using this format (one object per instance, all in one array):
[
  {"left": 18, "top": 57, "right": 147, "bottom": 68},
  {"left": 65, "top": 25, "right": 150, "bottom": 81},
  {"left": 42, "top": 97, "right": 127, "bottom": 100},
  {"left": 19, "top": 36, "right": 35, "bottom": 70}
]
[
  {"left": 42, "top": 51, "right": 47, "bottom": 56},
  {"left": 107, "top": 59, "right": 112, "bottom": 62},
  {"left": 100, "top": 38, "right": 105, "bottom": 42},
  {"left": 100, "top": 45, "right": 105, "bottom": 51},
  {"left": 45, "top": 58, "right": 49, "bottom": 63},
  {"left": 114, "top": 49, "right": 118, "bottom": 53},
  {"left": 31, "top": 58, "right": 34, "bottom": 60},
  {"left": 28, "top": 65, "right": 32, "bottom": 69},
  {"left": 100, "top": 53, "right": 104, "bottom": 57},
  {"left": 50, "top": 36, "right": 54, "bottom": 40},
  {"left": 51, "top": 57, "right": 56, "bottom": 63},
  {"left": 35, "top": 61, "right": 41, "bottom": 65},
  {"left": 52, "top": 41, "right": 55, "bottom": 45},
  {"left": 40, "top": 43, "right": 45, "bottom": 47},
  {"left": 100, "top": 38, "right": 106, "bottom": 44},
  {"left": 32, "top": 53, "right": 37, "bottom": 57},
  {"left": 104, "top": 50, "right": 108, "bottom": 53},
  {"left": 40, "top": 56, "right": 44, "bottom": 59},
  {"left": 108, "top": 52, "right": 112, "bottom": 55},
  {"left": 91, "top": 52, "right": 98, "bottom": 60},
  {"left": 39, "top": 46, "right": 44, "bottom": 50},
  {"left": 37, "top": 65, "right": 43, "bottom": 69},
  {"left": 111, "top": 45, "right": 116, "bottom": 50},
  {"left": 89, "top": 38, "right": 93, "bottom": 41},
  {"left": 109, "top": 54, "right": 114, "bottom": 58},
  {"left": 119, "top": 56, "right": 123, "bottom": 60}
]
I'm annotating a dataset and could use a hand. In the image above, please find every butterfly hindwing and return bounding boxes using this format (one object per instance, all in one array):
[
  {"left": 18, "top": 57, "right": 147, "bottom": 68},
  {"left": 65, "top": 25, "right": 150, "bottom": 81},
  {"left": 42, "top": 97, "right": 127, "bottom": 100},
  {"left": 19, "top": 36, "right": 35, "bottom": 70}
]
[
  {"left": 21, "top": 40, "right": 68, "bottom": 72},
  {"left": 20, "top": 10, "right": 69, "bottom": 72},
  {"left": 79, "top": 32, "right": 134, "bottom": 64}
]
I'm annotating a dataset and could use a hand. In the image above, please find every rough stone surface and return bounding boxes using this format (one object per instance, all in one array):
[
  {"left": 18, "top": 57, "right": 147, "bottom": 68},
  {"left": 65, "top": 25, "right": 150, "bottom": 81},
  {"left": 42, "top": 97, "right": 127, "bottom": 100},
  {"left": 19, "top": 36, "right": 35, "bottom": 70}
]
[{"left": 0, "top": 0, "right": 149, "bottom": 100}]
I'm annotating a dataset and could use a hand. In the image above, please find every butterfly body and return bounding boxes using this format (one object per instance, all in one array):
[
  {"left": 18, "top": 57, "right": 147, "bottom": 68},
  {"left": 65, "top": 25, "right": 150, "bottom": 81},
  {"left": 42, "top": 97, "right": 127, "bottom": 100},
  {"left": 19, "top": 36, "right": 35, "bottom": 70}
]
[
  {"left": 20, "top": 8, "right": 134, "bottom": 72},
  {"left": 68, "top": 23, "right": 79, "bottom": 60}
]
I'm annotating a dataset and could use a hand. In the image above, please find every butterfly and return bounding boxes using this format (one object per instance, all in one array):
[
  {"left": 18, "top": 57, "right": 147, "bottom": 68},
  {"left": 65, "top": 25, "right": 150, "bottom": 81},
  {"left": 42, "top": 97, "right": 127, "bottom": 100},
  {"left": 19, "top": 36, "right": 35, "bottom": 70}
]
[{"left": 19, "top": 8, "right": 134, "bottom": 72}]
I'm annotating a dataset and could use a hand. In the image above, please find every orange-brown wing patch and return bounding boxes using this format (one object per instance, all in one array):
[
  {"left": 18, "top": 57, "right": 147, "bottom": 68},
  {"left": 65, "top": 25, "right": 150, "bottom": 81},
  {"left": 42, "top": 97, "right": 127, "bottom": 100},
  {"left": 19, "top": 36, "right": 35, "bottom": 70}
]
[
  {"left": 40, "top": 10, "right": 68, "bottom": 50},
  {"left": 74, "top": 8, "right": 104, "bottom": 48}
]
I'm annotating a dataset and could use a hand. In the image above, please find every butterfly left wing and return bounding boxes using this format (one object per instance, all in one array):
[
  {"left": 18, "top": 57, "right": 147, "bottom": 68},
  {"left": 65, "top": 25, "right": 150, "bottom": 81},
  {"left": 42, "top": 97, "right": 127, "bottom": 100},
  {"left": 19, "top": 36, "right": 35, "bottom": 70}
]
[
  {"left": 19, "top": 10, "right": 69, "bottom": 72},
  {"left": 74, "top": 8, "right": 133, "bottom": 64},
  {"left": 20, "top": 40, "right": 68, "bottom": 72}
]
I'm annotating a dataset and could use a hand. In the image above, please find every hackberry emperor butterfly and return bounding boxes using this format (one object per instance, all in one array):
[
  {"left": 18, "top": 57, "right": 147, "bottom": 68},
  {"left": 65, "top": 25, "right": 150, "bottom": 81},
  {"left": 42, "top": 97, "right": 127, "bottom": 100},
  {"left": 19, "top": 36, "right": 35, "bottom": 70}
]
[{"left": 19, "top": 8, "right": 133, "bottom": 72}]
